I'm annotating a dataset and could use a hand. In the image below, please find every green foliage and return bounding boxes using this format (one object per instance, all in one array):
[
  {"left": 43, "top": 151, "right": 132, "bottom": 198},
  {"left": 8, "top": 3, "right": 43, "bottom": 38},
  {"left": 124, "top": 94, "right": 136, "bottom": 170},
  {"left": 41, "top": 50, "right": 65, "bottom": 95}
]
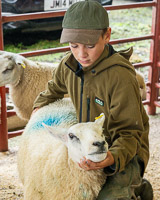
[
  {"left": 110, "top": 8, "right": 152, "bottom": 39},
  {"left": 109, "top": 7, "right": 152, "bottom": 63},
  {"left": 4, "top": 38, "right": 67, "bottom": 62}
]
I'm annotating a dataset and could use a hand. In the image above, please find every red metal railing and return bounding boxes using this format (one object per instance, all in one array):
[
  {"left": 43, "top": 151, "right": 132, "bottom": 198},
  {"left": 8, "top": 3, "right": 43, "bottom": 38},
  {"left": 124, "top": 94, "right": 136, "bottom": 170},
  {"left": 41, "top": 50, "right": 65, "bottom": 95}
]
[
  {"left": 147, "top": 0, "right": 160, "bottom": 114},
  {"left": 0, "top": 0, "right": 160, "bottom": 151},
  {"left": 0, "top": 1, "right": 8, "bottom": 151}
]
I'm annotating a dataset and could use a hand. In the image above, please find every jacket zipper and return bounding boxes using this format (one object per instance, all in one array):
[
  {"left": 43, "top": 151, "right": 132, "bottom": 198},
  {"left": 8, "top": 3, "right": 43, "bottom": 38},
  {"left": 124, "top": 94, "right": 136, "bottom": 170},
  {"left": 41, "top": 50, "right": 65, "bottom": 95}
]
[
  {"left": 79, "top": 74, "right": 84, "bottom": 122},
  {"left": 87, "top": 97, "right": 90, "bottom": 122}
]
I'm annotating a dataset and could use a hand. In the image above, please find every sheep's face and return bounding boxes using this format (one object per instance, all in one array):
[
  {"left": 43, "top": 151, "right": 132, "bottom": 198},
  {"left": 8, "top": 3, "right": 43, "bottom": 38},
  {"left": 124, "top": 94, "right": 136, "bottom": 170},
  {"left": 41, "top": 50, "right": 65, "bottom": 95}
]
[
  {"left": 0, "top": 52, "right": 24, "bottom": 86},
  {"left": 43, "top": 113, "right": 108, "bottom": 163},
  {"left": 67, "top": 113, "right": 108, "bottom": 163}
]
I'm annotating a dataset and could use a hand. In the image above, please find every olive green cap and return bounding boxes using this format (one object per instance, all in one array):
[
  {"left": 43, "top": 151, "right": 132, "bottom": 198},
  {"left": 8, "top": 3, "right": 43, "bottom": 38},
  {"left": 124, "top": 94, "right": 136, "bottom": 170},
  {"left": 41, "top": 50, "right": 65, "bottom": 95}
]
[{"left": 60, "top": 0, "right": 109, "bottom": 44}]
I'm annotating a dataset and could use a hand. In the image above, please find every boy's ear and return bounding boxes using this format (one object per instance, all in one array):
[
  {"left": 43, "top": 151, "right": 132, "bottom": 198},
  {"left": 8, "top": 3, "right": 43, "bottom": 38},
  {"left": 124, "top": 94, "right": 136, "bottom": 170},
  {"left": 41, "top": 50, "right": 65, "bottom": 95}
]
[{"left": 104, "top": 27, "right": 111, "bottom": 44}]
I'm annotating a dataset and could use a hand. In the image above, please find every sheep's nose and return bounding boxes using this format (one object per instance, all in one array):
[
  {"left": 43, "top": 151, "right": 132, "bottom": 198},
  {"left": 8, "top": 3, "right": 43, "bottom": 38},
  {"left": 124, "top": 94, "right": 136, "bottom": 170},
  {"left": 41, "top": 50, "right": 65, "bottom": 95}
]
[{"left": 93, "top": 141, "right": 105, "bottom": 147}]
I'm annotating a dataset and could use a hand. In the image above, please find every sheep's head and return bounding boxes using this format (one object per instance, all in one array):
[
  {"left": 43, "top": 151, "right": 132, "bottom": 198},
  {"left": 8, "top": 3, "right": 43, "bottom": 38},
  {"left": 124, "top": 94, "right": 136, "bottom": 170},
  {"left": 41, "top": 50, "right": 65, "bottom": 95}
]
[
  {"left": 43, "top": 113, "right": 108, "bottom": 163},
  {"left": 0, "top": 51, "right": 26, "bottom": 86}
]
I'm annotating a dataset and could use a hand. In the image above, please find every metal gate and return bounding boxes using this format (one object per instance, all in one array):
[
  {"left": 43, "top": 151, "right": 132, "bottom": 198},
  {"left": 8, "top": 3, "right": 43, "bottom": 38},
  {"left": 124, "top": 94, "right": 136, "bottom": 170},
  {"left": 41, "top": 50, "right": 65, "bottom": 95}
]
[{"left": 0, "top": 0, "right": 160, "bottom": 151}]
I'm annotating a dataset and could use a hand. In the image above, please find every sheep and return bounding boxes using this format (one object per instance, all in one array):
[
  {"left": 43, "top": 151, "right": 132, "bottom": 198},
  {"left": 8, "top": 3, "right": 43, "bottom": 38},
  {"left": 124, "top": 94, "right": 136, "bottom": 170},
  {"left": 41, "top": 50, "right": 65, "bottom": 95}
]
[
  {"left": 0, "top": 50, "right": 58, "bottom": 121},
  {"left": 17, "top": 98, "right": 108, "bottom": 200},
  {"left": 5, "top": 93, "right": 28, "bottom": 131},
  {"left": 7, "top": 115, "right": 28, "bottom": 131}
]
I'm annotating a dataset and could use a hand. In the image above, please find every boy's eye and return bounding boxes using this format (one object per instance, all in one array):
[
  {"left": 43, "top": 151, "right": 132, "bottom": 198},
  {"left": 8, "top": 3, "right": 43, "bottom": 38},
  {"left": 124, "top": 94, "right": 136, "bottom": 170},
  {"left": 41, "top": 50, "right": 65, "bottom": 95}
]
[
  {"left": 86, "top": 45, "right": 95, "bottom": 49},
  {"left": 70, "top": 44, "right": 78, "bottom": 48}
]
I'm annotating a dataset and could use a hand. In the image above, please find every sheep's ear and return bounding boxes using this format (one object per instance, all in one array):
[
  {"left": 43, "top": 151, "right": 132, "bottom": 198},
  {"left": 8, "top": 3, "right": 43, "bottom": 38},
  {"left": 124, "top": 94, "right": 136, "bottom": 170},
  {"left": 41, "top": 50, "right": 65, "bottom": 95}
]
[
  {"left": 14, "top": 55, "right": 26, "bottom": 69},
  {"left": 0, "top": 51, "right": 26, "bottom": 69},
  {"left": 42, "top": 123, "right": 67, "bottom": 143},
  {"left": 94, "top": 113, "right": 105, "bottom": 127},
  {"left": 7, "top": 52, "right": 26, "bottom": 69}
]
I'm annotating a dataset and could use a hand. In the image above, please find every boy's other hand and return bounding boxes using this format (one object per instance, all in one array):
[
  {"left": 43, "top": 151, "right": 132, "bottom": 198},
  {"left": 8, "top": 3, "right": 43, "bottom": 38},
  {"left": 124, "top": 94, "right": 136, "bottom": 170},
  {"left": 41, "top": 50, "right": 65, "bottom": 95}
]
[{"left": 79, "top": 151, "right": 114, "bottom": 171}]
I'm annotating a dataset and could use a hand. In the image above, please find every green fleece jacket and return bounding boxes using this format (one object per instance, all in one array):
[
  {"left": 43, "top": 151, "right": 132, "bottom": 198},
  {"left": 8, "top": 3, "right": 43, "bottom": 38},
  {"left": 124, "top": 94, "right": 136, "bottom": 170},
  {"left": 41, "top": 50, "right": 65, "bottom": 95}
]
[{"left": 33, "top": 45, "right": 149, "bottom": 175}]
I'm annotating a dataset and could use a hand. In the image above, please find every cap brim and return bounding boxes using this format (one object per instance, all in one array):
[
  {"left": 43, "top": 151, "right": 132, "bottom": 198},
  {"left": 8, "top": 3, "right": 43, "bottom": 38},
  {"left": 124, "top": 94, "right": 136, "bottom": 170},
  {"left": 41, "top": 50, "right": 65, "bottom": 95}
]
[{"left": 60, "top": 29, "right": 103, "bottom": 45}]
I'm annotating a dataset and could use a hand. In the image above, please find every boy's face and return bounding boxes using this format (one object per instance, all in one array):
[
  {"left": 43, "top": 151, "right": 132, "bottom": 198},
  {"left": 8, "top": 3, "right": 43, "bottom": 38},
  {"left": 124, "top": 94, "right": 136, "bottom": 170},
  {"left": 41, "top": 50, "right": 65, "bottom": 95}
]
[{"left": 69, "top": 28, "right": 111, "bottom": 67}]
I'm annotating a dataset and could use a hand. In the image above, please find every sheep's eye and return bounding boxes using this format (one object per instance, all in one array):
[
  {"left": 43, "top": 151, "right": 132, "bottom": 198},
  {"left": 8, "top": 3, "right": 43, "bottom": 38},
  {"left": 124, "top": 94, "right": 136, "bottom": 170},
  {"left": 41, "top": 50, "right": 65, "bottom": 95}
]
[
  {"left": 68, "top": 133, "right": 79, "bottom": 141},
  {"left": 69, "top": 133, "right": 75, "bottom": 139}
]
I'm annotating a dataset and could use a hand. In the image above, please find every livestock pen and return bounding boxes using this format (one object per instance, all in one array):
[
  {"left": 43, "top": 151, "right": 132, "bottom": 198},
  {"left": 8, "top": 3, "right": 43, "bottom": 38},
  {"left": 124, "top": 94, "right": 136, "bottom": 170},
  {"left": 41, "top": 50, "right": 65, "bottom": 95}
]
[
  {"left": 0, "top": 0, "right": 160, "bottom": 151},
  {"left": 0, "top": 0, "right": 160, "bottom": 199}
]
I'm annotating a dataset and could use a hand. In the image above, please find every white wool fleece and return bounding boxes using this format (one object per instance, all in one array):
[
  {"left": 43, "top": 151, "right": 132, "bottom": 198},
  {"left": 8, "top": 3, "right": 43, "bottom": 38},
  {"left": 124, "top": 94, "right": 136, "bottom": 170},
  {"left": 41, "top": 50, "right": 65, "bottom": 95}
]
[{"left": 17, "top": 98, "right": 107, "bottom": 200}]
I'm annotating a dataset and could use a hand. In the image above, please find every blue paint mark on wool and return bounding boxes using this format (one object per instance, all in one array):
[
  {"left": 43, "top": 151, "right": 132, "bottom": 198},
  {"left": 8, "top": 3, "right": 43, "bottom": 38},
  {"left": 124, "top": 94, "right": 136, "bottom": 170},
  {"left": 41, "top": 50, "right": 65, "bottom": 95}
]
[
  {"left": 28, "top": 111, "right": 77, "bottom": 131},
  {"left": 33, "top": 117, "right": 61, "bottom": 129},
  {"left": 31, "top": 116, "right": 64, "bottom": 130}
]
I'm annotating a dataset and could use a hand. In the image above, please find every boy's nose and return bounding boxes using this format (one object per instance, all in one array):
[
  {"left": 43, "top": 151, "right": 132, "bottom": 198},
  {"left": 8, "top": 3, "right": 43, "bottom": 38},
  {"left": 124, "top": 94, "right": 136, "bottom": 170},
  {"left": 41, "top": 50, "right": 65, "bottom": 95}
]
[{"left": 78, "top": 47, "right": 88, "bottom": 58}]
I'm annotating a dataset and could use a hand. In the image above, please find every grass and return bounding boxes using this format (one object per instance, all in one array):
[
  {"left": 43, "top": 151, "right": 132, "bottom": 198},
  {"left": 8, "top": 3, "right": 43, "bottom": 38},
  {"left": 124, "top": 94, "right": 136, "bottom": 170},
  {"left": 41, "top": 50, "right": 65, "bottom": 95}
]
[
  {"left": 109, "top": 7, "right": 152, "bottom": 65},
  {"left": 4, "top": 33, "right": 67, "bottom": 62}
]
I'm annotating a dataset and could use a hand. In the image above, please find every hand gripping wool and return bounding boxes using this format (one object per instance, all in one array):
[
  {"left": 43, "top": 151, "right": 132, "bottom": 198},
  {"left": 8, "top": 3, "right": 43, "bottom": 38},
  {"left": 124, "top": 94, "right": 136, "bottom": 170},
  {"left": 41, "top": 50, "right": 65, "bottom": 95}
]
[{"left": 17, "top": 98, "right": 108, "bottom": 200}]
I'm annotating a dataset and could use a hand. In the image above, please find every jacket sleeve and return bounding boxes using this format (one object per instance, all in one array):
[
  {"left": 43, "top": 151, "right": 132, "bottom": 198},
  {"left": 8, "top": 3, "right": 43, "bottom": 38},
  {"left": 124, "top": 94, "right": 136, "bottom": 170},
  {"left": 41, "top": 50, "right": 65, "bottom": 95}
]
[
  {"left": 33, "top": 61, "right": 68, "bottom": 109},
  {"left": 104, "top": 66, "right": 149, "bottom": 174}
]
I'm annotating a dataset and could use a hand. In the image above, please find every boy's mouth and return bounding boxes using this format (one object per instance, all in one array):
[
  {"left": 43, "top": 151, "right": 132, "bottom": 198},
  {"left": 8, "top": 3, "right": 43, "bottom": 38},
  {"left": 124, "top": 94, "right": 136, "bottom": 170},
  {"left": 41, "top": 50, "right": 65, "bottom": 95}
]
[{"left": 79, "top": 60, "right": 90, "bottom": 64}]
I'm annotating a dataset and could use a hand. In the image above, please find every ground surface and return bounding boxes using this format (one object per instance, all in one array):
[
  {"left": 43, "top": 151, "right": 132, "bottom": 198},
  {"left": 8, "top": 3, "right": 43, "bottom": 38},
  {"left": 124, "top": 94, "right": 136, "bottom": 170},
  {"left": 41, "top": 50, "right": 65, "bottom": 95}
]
[{"left": 0, "top": 112, "right": 160, "bottom": 200}]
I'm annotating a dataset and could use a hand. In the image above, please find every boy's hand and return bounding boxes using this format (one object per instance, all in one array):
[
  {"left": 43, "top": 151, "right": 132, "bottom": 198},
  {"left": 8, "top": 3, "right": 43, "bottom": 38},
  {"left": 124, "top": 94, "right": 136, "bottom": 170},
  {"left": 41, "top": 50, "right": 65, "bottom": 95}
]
[{"left": 79, "top": 151, "right": 114, "bottom": 171}]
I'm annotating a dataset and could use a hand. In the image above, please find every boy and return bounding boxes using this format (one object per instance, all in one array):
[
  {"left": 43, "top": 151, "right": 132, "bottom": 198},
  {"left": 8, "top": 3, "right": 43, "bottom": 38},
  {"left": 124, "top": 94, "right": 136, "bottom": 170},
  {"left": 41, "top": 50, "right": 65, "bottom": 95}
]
[{"left": 33, "top": 1, "right": 153, "bottom": 199}]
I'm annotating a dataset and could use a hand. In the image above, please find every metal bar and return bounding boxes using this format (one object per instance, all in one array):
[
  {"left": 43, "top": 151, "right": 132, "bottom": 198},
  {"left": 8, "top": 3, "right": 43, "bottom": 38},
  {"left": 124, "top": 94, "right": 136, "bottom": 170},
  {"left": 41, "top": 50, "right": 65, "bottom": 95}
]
[
  {"left": 5, "top": 86, "right": 9, "bottom": 94},
  {"left": 110, "top": 35, "right": 154, "bottom": 45},
  {"left": 104, "top": 1, "right": 156, "bottom": 10},
  {"left": 20, "top": 50, "right": 152, "bottom": 70},
  {"left": 20, "top": 46, "right": 70, "bottom": 57},
  {"left": 1, "top": 1, "right": 156, "bottom": 24},
  {"left": 0, "top": 0, "right": 8, "bottom": 151},
  {"left": 147, "top": 0, "right": 160, "bottom": 115},
  {"left": 142, "top": 100, "right": 150, "bottom": 105},
  {"left": 7, "top": 110, "right": 16, "bottom": 117},
  {"left": 155, "top": 83, "right": 160, "bottom": 88},
  {"left": 146, "top": 81, "right": 151, "bottom": 87},
  {"left": 0, "top": 0, "right": 3, "bottom": 49},
  {"left": 8, "top": 130, "right": 23, "bottom": 139},
  {"left": 0, "top": 87, "right": 8, "bottom": 151},
  {"left": 133, "top": 61, "right": 152, "bottom": 68},
  {"left": 154, "top": 101, "right": 160, "bottom": 107},
  {"left": 2, "top": 11, "right": 66, "bottom": 23},
  {"left": 20, "top": 35, "right": 154, "bottom": 58}
]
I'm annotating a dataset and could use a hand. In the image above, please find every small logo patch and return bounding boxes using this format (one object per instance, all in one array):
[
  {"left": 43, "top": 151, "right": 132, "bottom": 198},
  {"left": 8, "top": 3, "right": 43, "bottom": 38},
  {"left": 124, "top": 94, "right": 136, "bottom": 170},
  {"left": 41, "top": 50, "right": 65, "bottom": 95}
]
[{"left": 95, "top": 97, "right": 104, "bottom": 106}]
